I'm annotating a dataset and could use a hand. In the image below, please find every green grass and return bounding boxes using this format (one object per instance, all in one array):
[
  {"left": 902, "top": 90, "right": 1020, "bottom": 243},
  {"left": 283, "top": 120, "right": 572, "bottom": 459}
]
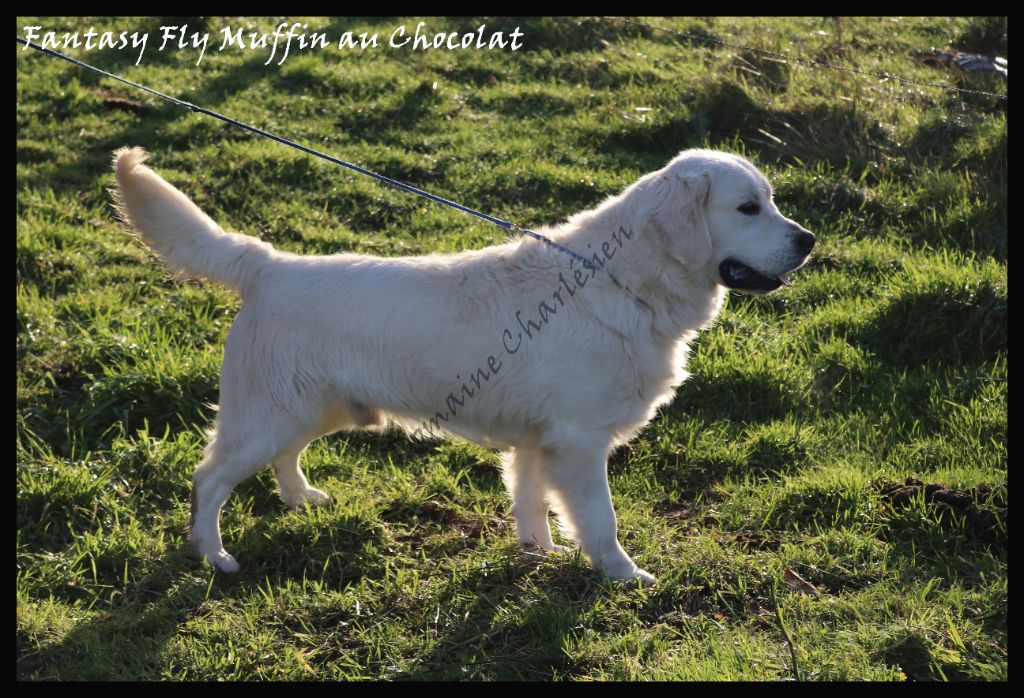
[{"left": 17, "top": 16, "right": 1006, "bottom": 680}]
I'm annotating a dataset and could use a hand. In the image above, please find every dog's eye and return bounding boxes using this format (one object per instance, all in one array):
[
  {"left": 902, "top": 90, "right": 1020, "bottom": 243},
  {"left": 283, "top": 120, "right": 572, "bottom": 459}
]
[{"left": 738, "top": 202, "right": 760, "bottom": 215}]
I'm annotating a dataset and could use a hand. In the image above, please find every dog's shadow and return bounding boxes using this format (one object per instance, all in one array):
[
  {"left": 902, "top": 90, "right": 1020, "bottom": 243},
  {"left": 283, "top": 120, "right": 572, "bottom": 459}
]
[
  {"left": 226, "top": 452, "right": 613, "bottom": 679},
  {"left": 393, "top": 553, "right": 611, "bottom": 680},
  {"left": 18, "top": 527, "right": 608, "bottom": 680}
]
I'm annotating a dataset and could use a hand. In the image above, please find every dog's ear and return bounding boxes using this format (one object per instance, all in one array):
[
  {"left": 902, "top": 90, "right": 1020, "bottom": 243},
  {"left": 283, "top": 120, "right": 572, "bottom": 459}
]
[{"left": 648, "top": 170, "right": 713, "bottom": 268}]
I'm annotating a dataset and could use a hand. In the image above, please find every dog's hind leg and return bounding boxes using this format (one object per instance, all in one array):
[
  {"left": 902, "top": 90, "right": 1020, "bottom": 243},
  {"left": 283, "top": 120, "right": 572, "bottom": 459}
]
[
  {"left": 541, "top": 437, "right": 655, "bottom": 585},
  {"left": 270, "top": 398, "right": 381, "bottom": 508},
  {"left": 188, "top": 430, "right": 278, "bottom": 573},
  {"left": 502, "top": 447, "right": 566, "bottom": 554}
]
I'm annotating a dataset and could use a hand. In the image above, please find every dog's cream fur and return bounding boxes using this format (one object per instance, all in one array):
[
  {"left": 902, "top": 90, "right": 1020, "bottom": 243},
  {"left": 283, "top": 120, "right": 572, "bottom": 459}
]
[{"left": 113, "top": 147, "right": 813, "bottom": 583}]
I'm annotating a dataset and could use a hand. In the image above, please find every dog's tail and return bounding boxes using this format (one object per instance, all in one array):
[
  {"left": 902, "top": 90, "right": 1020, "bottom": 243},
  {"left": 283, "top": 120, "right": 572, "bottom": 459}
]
[{"left": 112, "top": 147, "right": 275, "bottom": 295}]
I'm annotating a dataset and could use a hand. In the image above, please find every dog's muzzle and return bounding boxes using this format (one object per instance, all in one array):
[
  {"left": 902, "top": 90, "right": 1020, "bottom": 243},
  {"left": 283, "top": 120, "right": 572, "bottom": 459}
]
[{"left": 720, "top": 229, "right": 815, "bottom": 293}]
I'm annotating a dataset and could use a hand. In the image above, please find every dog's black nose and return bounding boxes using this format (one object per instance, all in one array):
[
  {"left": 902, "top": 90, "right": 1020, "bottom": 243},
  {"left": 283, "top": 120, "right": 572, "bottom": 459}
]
[{"left": 795, "top": 231, "right": 816, "bottom": 255}]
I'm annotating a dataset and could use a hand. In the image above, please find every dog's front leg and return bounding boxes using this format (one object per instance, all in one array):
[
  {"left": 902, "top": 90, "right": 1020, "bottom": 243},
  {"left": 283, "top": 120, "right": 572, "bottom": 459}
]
[{"left": 541, "top": 437, "right": 655, "bottom": 585}]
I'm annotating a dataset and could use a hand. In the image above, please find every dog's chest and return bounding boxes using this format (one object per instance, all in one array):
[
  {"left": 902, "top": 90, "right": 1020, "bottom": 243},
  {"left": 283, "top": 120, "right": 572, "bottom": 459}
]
[{"left": 611, "top": 331, "right": 696, "bottom": 430}]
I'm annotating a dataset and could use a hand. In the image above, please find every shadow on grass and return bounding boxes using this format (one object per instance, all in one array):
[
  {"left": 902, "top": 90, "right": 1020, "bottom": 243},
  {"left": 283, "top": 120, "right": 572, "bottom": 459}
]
[
  {"left": 16, "top": 506, "right": 387, "bottom": 679},
  {"left": 19, "top": 366, "right": 218, "bottom": 458},
  {"left": 17, "top": 553, "right": 210, "bottom": 680},
  {"left": 851, "top": 282, "right": 1006, "bottom": 369},
  {"left": 590, "top": 80, "right": 889, "bottom": 174},
  {"left": 398, "top": 556, "right": 608, "bottom": 680},
  {"left": 18, "top": 51, "right": 279, "bottom": 196},
  {"left": 669, "top": 370, "right": 806, "bottom": 425},
  {"left": 17, "top": 526, "right": 607, "bottom": 680}
]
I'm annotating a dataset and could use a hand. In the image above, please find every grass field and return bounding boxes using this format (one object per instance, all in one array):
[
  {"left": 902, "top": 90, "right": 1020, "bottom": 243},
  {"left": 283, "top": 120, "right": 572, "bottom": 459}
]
[{"left": 16, "top": 16, "right": 1007, "bottom": 680}]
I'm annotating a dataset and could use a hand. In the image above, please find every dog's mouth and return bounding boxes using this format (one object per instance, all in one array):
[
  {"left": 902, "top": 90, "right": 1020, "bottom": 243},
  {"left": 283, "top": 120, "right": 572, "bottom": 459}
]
[{"left": 718, "top": 258, "right": 794, "bottom": 293}]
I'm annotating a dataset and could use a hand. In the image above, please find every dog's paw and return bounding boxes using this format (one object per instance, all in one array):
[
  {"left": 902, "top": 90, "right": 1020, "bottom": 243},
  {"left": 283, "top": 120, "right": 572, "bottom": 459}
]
[
  {"left": 604, "top": 566, "right": 657, "bottom": 587},
  {"left": 282, "top": 487, "right": 331, "bottom": 509},
  {"left": 208, "top": 550, "right": 240, "bottom": 574},
  {"left": 629, "top": 568, "right": 657, "bottom": 587},
  {"left": 520, "top": 541, "right": 571, "bottom": 556}
]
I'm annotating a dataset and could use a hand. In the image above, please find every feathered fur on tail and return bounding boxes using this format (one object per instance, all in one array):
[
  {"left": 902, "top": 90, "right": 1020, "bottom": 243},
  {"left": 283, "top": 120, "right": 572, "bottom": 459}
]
[{"left": 112, "top": 147, "right": 275, "bottom": 295}]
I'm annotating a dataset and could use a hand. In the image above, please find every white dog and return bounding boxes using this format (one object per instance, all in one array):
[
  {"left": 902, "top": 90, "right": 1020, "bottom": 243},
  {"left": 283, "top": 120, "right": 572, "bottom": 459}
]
[{"left": 113, "top": 147, "right": 814, "bottom": 584}]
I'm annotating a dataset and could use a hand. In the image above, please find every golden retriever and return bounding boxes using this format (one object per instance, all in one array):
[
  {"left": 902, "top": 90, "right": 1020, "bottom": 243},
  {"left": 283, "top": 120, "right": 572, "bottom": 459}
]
[{"left": 113, "top": 147, "right": 814, "bottom": 584}]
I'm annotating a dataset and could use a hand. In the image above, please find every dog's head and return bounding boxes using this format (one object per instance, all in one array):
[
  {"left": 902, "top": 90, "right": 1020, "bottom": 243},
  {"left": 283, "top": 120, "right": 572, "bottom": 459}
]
[{"left": 641, "top": 149, "right": 815, "bottom": 294}]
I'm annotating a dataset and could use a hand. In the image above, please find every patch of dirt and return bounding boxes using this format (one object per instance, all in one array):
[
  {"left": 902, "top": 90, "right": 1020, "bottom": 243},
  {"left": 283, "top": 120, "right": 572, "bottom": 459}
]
[
  {"left": 659, "top": 501, "right": 697, "bottom": 523},
  {"left": 875, "top": 477, "right": 1006, "bottom": 543},
  {"left": 384, "top": 499, "right": 506, "bottom": 543},
  {"left": 732, "top": 532, "right": 783, "bottom": 551},
  {"left": 654, "top": 483, "right": 719, "bottom": 525},
  {"left": 93, "top": 88, "right": 149, "bottom": 114}
]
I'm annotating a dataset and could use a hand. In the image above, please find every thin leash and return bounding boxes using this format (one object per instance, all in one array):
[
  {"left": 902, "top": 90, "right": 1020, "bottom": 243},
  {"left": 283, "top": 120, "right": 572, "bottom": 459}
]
[{"left": 15, "top": 36, "right": 632, "bottom": 293}]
